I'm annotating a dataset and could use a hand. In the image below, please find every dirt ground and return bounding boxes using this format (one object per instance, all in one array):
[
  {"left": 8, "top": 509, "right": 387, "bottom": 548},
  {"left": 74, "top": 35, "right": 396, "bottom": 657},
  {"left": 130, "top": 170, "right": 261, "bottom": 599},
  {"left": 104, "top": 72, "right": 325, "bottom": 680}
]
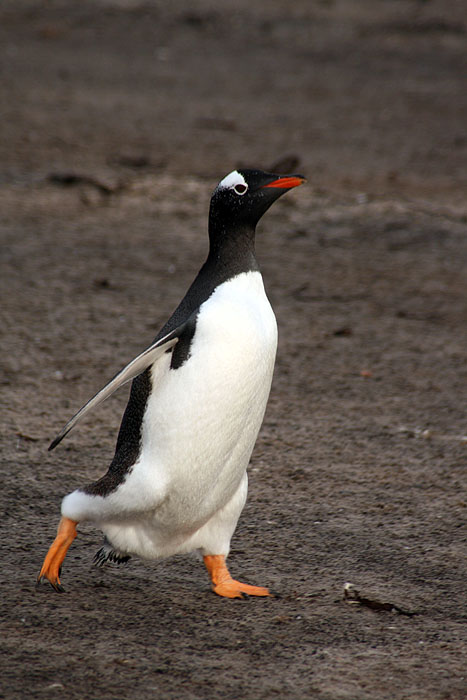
[{"left": 1, "top": 1, "right": 466, "bottom": 698}]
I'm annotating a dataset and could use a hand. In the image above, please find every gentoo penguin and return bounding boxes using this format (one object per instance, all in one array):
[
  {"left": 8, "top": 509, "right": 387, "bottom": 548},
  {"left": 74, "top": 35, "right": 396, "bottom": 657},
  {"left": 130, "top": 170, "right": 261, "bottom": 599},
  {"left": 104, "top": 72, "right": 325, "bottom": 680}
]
[{"left": 38, "top": 168, "right": 305, "bottom": 598}]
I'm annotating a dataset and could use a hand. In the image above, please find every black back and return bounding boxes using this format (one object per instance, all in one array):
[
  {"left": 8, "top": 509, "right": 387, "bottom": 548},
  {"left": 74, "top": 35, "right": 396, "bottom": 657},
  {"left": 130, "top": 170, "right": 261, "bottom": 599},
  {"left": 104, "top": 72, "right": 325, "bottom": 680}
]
[{"left": 83, "top": 168, "right": 301, "bottom": 496}]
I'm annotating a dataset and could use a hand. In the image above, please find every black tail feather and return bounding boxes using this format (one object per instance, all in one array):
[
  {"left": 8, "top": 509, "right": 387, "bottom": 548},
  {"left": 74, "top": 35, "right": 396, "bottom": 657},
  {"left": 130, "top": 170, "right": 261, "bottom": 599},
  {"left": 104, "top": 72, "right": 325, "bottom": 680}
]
[{"left": 93, "top": 539, "right": 131, "bottom": 567}]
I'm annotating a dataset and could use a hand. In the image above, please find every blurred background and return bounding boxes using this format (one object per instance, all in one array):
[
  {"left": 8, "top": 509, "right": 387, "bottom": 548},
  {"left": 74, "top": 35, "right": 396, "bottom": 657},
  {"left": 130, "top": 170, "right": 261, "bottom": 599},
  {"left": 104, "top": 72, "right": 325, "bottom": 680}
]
[
  {"left": 1, "top": 0, "right": 466, "bottom": 201},
  {"left": 1, "top": 2, "right": 466, "bottom": 699}
]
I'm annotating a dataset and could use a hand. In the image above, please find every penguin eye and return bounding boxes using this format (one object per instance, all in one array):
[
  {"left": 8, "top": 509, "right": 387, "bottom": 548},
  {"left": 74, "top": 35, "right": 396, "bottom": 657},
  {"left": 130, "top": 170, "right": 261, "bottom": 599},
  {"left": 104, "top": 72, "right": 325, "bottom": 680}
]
[{"left": 233, "top": 183, "right": 248, "bottom": 195}]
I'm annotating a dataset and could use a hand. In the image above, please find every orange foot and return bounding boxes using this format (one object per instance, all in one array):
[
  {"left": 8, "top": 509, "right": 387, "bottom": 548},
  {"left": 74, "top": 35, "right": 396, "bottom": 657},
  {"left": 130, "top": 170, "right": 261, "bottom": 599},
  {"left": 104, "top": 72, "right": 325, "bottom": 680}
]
[
  {"left": 37, "top": 516, "right": 78, "bottom": 592},
  {"left": 203, "top": 554, "right": 271, "bottom": 599}
]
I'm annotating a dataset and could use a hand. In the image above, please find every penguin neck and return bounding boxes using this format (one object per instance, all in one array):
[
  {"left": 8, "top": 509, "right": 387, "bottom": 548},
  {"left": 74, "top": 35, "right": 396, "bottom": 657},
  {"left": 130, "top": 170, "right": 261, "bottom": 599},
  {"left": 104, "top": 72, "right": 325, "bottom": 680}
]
[
  {"left": 207, "top": 218, "right": 259, "bottom": 277},
  {"left": 156, "top": 220, "right": 260, "bottom": 339}
]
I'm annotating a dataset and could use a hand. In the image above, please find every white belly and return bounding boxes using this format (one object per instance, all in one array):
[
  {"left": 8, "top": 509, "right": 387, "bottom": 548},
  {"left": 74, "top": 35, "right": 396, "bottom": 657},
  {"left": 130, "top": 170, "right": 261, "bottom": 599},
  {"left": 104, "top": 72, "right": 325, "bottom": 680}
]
[{"left": 73, "top": 271, "right": 278, "bottom": 557}]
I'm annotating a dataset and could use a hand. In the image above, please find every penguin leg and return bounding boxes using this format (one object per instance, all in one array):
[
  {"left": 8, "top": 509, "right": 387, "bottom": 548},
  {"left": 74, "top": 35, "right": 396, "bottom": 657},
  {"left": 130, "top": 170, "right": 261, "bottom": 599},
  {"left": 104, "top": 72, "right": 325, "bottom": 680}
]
[
  {"left": 37, "top": 516, "right": 78, "bottom": 592},
  {"left": 203, "top": 555, "right": 271, "bottom": 599}
]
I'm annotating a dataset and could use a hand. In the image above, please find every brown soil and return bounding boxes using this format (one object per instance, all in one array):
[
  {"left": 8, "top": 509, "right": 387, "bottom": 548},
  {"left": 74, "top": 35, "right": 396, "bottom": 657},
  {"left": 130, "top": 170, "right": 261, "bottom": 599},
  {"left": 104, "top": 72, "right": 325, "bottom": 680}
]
[{"left": 1, "top": 1, "right": 466, "bottom": 699}]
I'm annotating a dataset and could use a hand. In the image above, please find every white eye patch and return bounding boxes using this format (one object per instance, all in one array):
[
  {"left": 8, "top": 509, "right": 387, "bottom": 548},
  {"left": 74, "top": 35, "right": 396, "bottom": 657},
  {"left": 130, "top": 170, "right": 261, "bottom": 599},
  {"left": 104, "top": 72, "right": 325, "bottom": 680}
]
[{"left": 216, "top": 170, "right": 248, "bottom": 194}]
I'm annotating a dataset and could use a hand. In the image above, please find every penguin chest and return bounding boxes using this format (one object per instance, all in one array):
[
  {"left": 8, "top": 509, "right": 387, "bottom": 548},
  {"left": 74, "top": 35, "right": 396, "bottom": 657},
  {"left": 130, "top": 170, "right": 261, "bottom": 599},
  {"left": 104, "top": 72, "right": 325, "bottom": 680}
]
[{"left": 137, "top": 271, "right": 277, "bottom": 522}]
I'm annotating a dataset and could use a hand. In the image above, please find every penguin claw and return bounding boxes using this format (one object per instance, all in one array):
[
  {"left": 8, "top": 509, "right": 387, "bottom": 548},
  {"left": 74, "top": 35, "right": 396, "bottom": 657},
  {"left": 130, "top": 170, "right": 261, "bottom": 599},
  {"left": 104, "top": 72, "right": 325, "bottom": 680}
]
[{"left": 36, "top": 574, "right": 65, "bottom": 593}]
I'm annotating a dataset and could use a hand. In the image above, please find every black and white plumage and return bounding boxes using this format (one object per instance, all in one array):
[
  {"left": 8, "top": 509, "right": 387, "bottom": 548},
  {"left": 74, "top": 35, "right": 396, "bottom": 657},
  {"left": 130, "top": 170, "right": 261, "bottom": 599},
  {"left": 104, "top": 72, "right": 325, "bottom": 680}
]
[{"left": 38, "top": 168, "right": 305, "bottom": 598}]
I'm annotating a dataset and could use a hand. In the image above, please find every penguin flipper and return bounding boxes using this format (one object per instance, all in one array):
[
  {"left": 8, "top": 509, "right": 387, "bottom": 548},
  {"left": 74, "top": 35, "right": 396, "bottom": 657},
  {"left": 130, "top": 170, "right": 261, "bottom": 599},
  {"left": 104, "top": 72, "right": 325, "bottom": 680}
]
[{"left": 48, "top": 322, "right": 186, "bottom": 451}]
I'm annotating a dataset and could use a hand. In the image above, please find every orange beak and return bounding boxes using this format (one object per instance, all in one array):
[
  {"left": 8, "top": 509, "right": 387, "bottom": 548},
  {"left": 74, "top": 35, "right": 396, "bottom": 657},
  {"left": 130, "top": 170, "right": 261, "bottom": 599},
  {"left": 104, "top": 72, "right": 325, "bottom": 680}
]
[{"left": 262, "top": 175, "right": 306, "bottom": 189}]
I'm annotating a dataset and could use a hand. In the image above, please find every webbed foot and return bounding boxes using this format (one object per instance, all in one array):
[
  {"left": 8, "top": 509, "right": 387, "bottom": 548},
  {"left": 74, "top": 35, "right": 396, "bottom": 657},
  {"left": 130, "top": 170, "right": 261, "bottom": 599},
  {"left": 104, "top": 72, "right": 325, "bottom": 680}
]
[
  {"left": 37, "top": 516, "right": 78, "bottom": 592},
  {"left": 203, "top": 554, "right": 272, "bottom": 599}
]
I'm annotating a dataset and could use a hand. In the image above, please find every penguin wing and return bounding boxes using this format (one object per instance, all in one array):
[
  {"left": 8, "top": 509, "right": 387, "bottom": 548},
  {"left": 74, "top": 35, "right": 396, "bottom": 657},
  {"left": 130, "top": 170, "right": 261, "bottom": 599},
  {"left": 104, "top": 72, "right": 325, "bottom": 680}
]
[{"left": 48, "top": 320, "right": 190, "bottom": 451}]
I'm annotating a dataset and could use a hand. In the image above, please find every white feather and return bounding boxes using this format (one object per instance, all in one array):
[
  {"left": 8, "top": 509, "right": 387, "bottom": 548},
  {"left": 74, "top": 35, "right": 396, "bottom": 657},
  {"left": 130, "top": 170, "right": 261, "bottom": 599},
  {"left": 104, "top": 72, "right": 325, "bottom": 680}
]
[
  {"left": 216, "top": 170, "right": 248, "bottom": 191},
  {"left": 62, "top": 271, "right": 277, "bottom": 559}
]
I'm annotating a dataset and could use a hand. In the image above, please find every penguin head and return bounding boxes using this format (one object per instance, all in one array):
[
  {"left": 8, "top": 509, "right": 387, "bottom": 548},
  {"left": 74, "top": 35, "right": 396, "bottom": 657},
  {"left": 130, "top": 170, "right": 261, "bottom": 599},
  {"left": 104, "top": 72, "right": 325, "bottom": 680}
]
[{"left": 209, "top": 169, "right": 306, "bottom": 233}]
